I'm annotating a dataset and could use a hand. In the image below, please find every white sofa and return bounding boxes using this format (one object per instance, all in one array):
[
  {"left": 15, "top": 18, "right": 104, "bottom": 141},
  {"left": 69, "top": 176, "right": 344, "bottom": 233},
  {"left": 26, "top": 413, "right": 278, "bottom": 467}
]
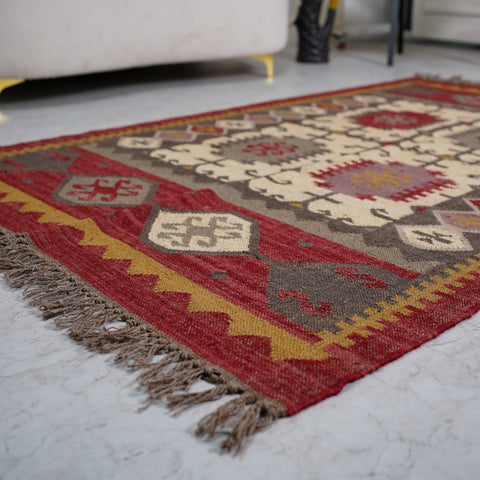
[{"left": 0, "top": 0, "right": 289, "bottom": 79}]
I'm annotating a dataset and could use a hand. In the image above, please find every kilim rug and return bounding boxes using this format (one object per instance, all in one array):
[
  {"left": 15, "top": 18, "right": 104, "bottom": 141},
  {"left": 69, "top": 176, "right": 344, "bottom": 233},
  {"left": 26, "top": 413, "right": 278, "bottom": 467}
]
[{"left": 1, "top": 77, "right": 480, "bottom": 452}]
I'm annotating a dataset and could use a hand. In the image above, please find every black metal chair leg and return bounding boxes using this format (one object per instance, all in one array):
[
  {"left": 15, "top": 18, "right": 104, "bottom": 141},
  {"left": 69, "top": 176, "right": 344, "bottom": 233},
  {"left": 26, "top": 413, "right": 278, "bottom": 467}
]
[
  {"left": 388, "top": 0, "right": 400, "bottom": 66},
  {"left": 397, "top": 0, "right": 405, "bottom": 54}
]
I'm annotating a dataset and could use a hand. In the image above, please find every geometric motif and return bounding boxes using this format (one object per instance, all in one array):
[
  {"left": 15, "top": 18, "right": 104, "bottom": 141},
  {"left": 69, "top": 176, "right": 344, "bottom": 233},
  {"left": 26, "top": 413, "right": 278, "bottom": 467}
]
[
  {"left": 142, "top": 208, "right": 256, "bottom": 255},
  {"left": 395, "top": 225, "right": 473, "bottom": 251},
  {"left": 114, "top": 98, "right": 480, "bottom": 228},
  {"left": 396, "top": 198, "right": 480, "bottom": 251},
  {"left": 0, "top": 146, "right": 79, "bottom": 172},
  {"left": 353, "top": 110, "right": 438, "bottom": 129},
  {"left": 154, "top": 130, "right": 198, "bottom": 142},
  {"left": 451, "top": 94, "right": 480, "bottom": 107},
  {"left": 215, "top": 119, "right": 255, "bottom": 131},
  {"left": 399, "top": 117, "right": 480, "bottom": 161},
  {"left": 244, "top": 114, "right": 281, "bottom": 124},
  {"left": 188, "top": 125, "right": 226, "bottom": 136},
  {"left": 267, "top": 262, "right": 412, "bottom": 333},
  {"left": 53, "top": 175, "right": 157, "bottom": 206},
  {"left": 310, "top": 159, "right": 455, "bottom": 202},
  {"left": 217, "top": 135, "right": 322, "bottom": 165},
  {"left": 435, "top": 211, "right": 480, "bottom": 232},
  {"left": 449, "top": 127, "right": 480, "bottom": 150},
  {"left": 269, "top": 110, "right": 304, "bottom": 121},
  {"left": 117, "top": 137, "right": 163, "bottom": 150}
]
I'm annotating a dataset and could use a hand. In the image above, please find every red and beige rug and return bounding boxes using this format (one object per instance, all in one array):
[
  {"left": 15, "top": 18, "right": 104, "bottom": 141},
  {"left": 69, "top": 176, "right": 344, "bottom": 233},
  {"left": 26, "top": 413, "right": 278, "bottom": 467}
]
[{"left": 1, "top": 77, "right": 480, "bottom": 452}]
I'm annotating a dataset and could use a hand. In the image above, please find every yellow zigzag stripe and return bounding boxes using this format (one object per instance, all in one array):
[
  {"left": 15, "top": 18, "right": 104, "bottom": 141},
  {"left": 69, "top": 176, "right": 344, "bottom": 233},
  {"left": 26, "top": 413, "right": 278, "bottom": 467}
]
[
  {"left": 2, "top": 180, "right": 479, "bottom": 360},
  {"left": 0, "top": 180, "right": 328, "bottom": 361}
]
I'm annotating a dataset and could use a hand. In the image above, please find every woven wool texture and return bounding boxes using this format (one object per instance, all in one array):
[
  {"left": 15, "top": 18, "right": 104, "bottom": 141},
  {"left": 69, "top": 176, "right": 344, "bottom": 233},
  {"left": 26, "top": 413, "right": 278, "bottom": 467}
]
[{"left": 1, "top": 77, "right": 480, "bottom": 451}]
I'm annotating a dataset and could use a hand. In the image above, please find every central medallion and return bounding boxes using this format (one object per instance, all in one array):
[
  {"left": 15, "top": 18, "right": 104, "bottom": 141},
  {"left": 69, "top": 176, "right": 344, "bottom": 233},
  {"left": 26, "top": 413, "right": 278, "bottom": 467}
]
[{"left": 310, "top": 159, "right": 456, "bottom": 202}]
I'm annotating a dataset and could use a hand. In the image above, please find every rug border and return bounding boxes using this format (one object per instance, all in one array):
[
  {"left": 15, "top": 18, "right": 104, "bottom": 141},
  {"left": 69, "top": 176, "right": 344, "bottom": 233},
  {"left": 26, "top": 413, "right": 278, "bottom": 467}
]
[{"left": 2, "top": 76, "right": 480, "bottom": 157}]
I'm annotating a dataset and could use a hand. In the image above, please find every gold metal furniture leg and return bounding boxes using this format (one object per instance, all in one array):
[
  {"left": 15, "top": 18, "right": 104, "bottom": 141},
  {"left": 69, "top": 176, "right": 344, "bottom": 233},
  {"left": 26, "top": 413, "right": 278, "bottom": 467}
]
[
  {"left": 250, "top": 54, "right": 274, "bottom": 78},
  {"left": 0, "top": 78, "right": 25, "bottom": 95}
]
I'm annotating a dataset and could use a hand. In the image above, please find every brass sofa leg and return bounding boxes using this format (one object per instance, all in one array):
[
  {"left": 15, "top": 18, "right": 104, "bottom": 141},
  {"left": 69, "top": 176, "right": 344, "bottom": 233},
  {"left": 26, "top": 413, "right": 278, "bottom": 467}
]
[
  {"left": 250, "top": 54, "right": 274, "bottom": 78},
  {"left": 0, "top": 78, "right": 25, "bottom": 95}
]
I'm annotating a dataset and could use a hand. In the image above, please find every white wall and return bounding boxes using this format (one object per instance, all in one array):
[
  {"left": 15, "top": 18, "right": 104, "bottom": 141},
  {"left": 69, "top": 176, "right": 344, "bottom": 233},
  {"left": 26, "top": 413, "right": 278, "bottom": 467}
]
[{"left": 343, "top": 0, "right": 390, "bottom": 25}]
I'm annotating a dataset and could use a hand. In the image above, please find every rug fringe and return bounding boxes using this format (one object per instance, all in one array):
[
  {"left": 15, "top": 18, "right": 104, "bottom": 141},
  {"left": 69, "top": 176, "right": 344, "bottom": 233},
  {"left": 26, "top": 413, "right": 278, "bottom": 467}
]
[
  {"left": 415, "top": 73, "right": 480, "bottom": 87},
  {"left": 196, "top": 393, "right": 284, "bottom": 452},
  {"left": 0, "top": 227, "right": 285, "bottom": 453}
]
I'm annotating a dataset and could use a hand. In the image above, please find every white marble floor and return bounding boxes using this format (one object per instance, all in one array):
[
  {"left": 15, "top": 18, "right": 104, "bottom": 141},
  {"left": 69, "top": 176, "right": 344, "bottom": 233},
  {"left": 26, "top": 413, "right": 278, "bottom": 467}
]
[{"left": 1, "top": 37, "right": 480, "bottom": 480}]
